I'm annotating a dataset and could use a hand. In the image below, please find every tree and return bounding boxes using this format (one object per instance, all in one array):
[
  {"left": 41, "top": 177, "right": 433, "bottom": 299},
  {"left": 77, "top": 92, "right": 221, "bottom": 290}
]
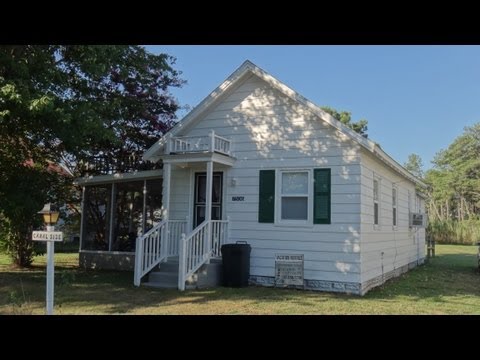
[
  {"left": 424, "top": 123, "right": 480, "bottom": 222},
  {"left": 320, "top": 106, "right": 368, "bottom": 136},
  {"left": 404, "top": 153, "right": 424, "bottom": 179},
  {"left": 431, "top": 123, "right": 480, "bottom": 220},
  {"left": 0, "top": 45, "right": 183, "bottom": 266}
]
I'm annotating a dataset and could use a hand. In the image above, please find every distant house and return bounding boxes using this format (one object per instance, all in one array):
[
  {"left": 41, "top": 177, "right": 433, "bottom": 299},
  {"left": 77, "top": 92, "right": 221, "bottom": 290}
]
[
  {"left": 24, "top": 159, "right": 72, "bottom": 177},
  {"left": 75, "top": 61, "right": 427, "bottom": 295}
]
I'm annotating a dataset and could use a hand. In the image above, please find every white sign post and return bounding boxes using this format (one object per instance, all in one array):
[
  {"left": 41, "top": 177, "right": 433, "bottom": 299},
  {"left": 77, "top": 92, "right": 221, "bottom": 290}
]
[{"left": 32, "top": 227, "right": 63, "bottom": 315}]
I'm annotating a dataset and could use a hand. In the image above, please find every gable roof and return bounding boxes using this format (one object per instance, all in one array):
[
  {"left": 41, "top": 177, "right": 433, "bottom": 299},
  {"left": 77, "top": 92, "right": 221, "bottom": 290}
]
[{"left": 144, "top": 60, "right": 427, "bottom": 189}]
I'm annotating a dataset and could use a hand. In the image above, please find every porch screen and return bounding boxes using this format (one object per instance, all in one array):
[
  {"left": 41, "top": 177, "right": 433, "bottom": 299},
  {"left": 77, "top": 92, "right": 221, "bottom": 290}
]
[
  {"left": 82, "top": 184, "right": 112, "bottom": 250},
  {"left": 112, "top": 181, "right": 144, "bottom": 252}
]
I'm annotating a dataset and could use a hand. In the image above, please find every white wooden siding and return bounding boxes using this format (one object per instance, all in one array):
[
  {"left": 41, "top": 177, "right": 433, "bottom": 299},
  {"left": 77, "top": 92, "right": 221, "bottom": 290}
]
[
  {"left": 178, "top": 74, "right": 362, "bottom": 284},
  {"left": 169, "top": 167, "right": 190, "bottom": 221},
  {"left": 360, "top": 150, "right": 425, "bottom": 284}
]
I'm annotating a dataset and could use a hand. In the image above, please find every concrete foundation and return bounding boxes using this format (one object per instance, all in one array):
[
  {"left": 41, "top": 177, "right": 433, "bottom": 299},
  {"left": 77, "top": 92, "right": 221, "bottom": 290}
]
[{"left": 79, "top": 251, "right": 135, "bottom": 271}]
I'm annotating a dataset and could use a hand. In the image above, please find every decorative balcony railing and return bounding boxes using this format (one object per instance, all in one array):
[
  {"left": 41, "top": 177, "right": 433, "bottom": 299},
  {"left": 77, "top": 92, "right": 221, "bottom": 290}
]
[{"left": 167, "top": 130, "right": 231, "bottom": 156}]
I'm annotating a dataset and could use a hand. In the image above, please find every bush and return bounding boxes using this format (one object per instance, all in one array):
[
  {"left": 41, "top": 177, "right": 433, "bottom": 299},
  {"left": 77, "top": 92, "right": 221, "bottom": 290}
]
[{"left": 427, "top": 219, "right": 480, "bottom": 245}]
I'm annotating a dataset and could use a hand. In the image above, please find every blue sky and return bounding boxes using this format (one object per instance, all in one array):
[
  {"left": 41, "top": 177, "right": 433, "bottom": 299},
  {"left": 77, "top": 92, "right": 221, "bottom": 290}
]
[{"left": 145, "top": 45, "right": 480, "bottom": 170}]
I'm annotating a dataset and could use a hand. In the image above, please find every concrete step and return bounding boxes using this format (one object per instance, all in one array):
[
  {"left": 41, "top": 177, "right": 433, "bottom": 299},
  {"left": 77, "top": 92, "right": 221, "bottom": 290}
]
[
  {"left": 148, "top": 271, "right": 178, "bottom": 284},
  {"left": 143, "top": 256, "right": 224, "bottom": 290},
  {"left": 143, "top": 281, "right": 178, "bottom": 289},
  {"left": 157, "top": 261, "right": 180, "bottom": 272}
]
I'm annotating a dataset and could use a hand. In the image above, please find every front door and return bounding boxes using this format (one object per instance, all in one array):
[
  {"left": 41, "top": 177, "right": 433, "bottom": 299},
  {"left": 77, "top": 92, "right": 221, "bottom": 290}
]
[{"left": 194, "top": 172, "right": 223, "bottom": 227}]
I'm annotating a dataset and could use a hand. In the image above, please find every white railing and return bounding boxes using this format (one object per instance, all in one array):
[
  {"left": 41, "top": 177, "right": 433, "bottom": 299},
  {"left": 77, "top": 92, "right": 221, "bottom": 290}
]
[
  {"left": 178, "top": 221, "right": 210, "bottom": 291},
  {"left": 213, "top": 134, "right": 231, "bottom": 155},
  {"left": 211, "top": 220, "right": 228, "bottom": 257},
  {"left": 167, "top": 220, "right": 187, "bottom": 257},
  {"left": 169, "top": 130, "right": 231, "bottom": 156},
  {"left": 134, "top": 220, "right": 167, "bottom": 286},
  {"left": 178, "top": 219, "right": 230, "bottom": 290},
  {"left": 173, "top": 138, "right": 192, "bottom": 152},
  {"left": 134, "top": 219, "right": 187, "bottom": 286}
]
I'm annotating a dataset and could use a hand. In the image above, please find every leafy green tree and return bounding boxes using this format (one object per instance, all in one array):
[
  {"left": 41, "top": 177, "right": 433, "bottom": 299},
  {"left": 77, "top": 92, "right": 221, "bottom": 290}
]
[
  {"left": 424, "top": 123, "right": 480, "bottom": 224},
  {"left": 0, "top": 45, "right": 183, "bottom": 266},
  {"left": 431, "top": 123, "right": 480, "bottom": 220},
  {"left": 321, "top": 106, "right": 368, "bottom": 136},
  {"left": 404, "top": 153, "right": 424, "bottom": 179}
]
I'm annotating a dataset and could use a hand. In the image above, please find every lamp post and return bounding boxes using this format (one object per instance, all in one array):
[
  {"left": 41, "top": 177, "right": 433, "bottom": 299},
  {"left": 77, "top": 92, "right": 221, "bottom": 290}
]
[{"left": 37, "top": 203, "right": 60, "bottom": 315}]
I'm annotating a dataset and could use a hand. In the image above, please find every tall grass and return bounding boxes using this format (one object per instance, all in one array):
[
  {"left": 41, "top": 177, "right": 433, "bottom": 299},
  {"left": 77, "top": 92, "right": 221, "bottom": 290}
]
[{"left": 427, "top": 219, "right": 480, "bottom": 245}]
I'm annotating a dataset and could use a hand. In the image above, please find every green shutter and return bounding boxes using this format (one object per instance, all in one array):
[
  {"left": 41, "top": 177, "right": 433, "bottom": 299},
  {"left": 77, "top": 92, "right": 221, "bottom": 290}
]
[
  {"left": 314, "top": 169, "right": 331, "bottom": 224},
  {"left": 259, "top": 170, "right": 275, "bottom": 223}
]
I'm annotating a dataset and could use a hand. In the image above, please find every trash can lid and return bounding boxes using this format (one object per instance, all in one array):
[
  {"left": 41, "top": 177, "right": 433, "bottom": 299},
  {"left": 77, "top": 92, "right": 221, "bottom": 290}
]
[{"left": 221, "top": 242, "right": 251, "bottom": 249}]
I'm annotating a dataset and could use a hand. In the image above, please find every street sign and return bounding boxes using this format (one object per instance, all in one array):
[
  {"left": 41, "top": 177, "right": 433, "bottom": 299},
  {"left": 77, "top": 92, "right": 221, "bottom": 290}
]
[
  {"left": 32, "top": 231, "right": 63, "bottom": 242},
  {"left": 32, "top": 227, "right": 63, "bottom": 315}
]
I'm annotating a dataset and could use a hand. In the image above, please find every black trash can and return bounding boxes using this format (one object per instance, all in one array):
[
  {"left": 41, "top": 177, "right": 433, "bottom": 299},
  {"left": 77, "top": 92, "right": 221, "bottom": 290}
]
[{"left": 221, "top": 242, "right": 251, "bottom": 287}]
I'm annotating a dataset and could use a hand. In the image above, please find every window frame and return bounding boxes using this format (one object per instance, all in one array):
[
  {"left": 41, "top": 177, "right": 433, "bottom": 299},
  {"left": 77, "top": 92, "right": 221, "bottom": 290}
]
[
  {"left": 373, "top": 176, "right": 381, "bottom": 229},
  {"left": 275, "top": 169, "right": 313, "bottom": 226},
  {"left": 392, "top": 186, "right": 397, "bottom": 230}
]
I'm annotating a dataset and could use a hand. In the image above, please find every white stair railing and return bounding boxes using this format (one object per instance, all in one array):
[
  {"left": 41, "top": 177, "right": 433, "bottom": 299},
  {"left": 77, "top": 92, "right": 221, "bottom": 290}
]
[
  {"left": 178, "top": 219, "right": 229, "bottom": 290},
  {"left": 134, "top": 219, "right": 187, "bottom": 286},
  {"left": 167, "top": 220, "right": 187, "bottom": 257},
  {"left": 134, "top": 220, "right": 167, "bottom": 286},
  {"left": 178, "top": 221, "right": 210, "bottom": 291},
  {"left": 211, "top": 220, "right": 228, "bottom": 257}
]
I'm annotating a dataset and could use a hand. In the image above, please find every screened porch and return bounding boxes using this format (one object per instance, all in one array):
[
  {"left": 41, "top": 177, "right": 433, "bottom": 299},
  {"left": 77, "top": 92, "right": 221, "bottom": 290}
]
[{"left": 75, "top": 170, "right": 164, "bottom": 270}]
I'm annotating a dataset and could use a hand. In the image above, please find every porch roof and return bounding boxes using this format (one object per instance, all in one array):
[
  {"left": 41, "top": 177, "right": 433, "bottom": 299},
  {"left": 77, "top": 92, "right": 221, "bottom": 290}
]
[
  {"left": 159, "top": 152, "right": 236, "bottom": 167},
  {"left": 74, "top": 169, "right": 163, "bottom": 186}
]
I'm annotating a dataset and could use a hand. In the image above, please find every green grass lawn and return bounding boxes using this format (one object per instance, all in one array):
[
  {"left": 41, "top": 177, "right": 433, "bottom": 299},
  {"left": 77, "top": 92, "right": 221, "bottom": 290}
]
[{"left": 1, "top": 245, "right": 479, "bottom": 314}]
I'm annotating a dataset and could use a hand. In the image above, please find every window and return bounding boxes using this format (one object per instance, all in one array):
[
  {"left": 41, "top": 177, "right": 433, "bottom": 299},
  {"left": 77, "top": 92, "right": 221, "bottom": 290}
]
[
  {"left": 373, "top": 179, "right": 379, "bottom": 226},
  {"left": 408, "top": 190, "right": 412, "bottom": 213},
  {"left": 280, "top": 171, "right": 309, "bottom": 221},
  {"left": 392, "top": 187, "right": 397, "bottom": 227},
  {"left": 258, "top": 168, "right": 330, "bottom": 225}
]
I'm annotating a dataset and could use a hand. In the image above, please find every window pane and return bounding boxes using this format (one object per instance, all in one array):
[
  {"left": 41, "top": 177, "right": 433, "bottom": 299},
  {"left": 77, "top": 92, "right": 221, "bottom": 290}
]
[
  {"left": 374, "top": 203, "right": 379, "bottom": 225},
  {"left": 212, "top": 206, "right": 221, "bottom": 220},
  {"left": 282, "top": 172, "right": 308, "bottom": 194},
  {"left": 212, "top": 174, "right": 222, "bottom": 203},
  {"left": 392, "top": 188, "right": 396, "bottom": 206},
  {"left": 393, "top": 208, "right": 397, "bottom": 226},
  {"left": 196, "top": 175, "right": 206, "bottom": 203},
  {"left": 282, "top": 197, "right": 308, "bottom": 220},
  {"left": 373, "top": 180, "right": 379, "bottom": 200},
  {"left": 196, "top": 205, "right": 205, "bottom": 226}
]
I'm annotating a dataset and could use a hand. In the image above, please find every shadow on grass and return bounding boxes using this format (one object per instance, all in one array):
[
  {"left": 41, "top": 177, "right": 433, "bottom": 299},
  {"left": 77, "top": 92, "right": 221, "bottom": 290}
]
[
  {"left": 365, "top": 252, "right": 480, "bottom": 304},
  {"left": 1, "top": 247, "right": 479, "bottom": 314}
]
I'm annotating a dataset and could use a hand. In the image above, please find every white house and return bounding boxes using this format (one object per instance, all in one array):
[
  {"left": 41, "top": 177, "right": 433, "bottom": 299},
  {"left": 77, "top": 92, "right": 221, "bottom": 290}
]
[{"left": 76, "top": 60, "right": 427, "bottom": 295}]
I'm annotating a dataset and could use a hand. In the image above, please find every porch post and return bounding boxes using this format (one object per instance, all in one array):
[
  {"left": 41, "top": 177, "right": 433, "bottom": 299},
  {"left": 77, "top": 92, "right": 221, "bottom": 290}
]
[
  {"left": 165, "top": 133, "right": 173, "bottom": 154},
  {"left": 163, "top": 162, "right": 171, "bottom": 255},
  {"left": 79, "top": 186, "right": 86, "bottom": 251},
  {"left": 142, "top": 180, "right": 147, "bottom": 234},
  {"left": 108, "top": 183, "right": 116, "bottom": 251},
  {"left": 205, "top": 161, "right": 213, "bottom": 259},
  {"left": 163, "top": 163, "right": 171, "bottom": 221}
]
